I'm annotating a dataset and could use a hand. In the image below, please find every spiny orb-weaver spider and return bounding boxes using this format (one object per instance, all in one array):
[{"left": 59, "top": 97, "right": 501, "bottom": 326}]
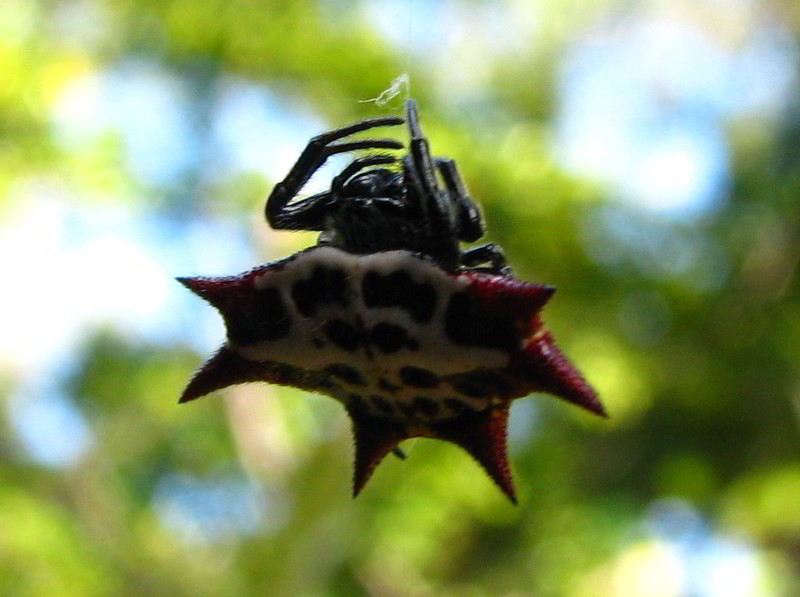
[{"left": 179, "top": 99, "right": 605, "bottom": 503}]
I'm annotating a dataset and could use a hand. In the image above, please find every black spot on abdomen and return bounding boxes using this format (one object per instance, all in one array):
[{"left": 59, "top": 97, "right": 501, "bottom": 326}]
[
  {"left": 370, "top": 395, "right": 394, "bottom": 415},
  {"left": 226, "top": 286, "right": 291, "bottom": 344},
  {"left": 378, "top": 378, "right": 401, "bottom": 393},
  {"left": 291, "top": 265, "right": 348, "bottom": 317},
  {"left": 444, "top": 397, "right": 475, "bottom": 414},
  {"left": 449, "top": 370, "right": 513, "bottom": 399},
  {"left": 370, "top": 322, "right": 414, "bottom": 354},
  {"left": 399, "top": 366, "right": 439, "bottom": 388},
  {"left": 444, "top": 292, "right": 518, "bottom": 352},
  {"left": 326, "top": 364, "right": 366, "bottom": 386},
  {"left": 412, "top": 396, "right": 439, "bottom": 417},
  {"left": 323, "top": 319, "right": 360, "bottom": 352},
  {"left": 362, "top": 270, "right": 436, "bottom": 323}
]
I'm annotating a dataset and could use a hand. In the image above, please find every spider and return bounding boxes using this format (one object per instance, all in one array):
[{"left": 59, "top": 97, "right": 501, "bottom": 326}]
[
  {"left": 179, "top": 99, "right": 604, "bottom": 504},
  {"left": 265, "top": 99, "right": 511, "bottom": 275}
]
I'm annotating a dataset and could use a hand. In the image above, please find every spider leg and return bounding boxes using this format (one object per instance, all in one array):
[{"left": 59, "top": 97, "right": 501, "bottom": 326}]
[
  {"left": 266, "top": 116, "right": 404, "bottom": 231},
  {"left": 405, "top": 100, "right": 460, "bottom": 267},
  {"left": 274, "top": 190, "right": 337, "bottom": 231},
  {"left": 461, "top": 243, "right": 513, "bottom": 275},
  {"left": 406, "top": 100, "right": 441, "bottom": 199},
  {"left": 331, "top": 154, "right": 397, "bottom": 194},
  {"left": 281, "top": 156, "right": 404, "bottom": 232},
  {"left": 402, "top": 153, "right": 428, "bottom": 208},
  {"left": 435, "top": 158, "right": 484, "bottom": 243}
]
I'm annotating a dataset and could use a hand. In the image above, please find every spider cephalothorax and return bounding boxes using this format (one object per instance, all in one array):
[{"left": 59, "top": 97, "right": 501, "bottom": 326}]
[
  {"left": 265, "top": 100, "right": 508, "bottom": 274},
  {"left": 180, "top": 100, "right": 605, "bottom": 503}
]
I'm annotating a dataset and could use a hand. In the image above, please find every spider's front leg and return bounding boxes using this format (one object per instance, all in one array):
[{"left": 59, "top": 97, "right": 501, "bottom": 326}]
[
  {"left": 461, "top": 243, "right": 513, "bottom": 275},
  {"left": 266, "top": 116, "right": 404, "bottom": 231},
  {"left": 404, "top": 101, "right": 458, "bottom": 231},
  {"left": 436, "top": 158, "right": 484, "bottom": 243},
  {"left": 404, "top": 100, "right": 463, "bottom": 270}
]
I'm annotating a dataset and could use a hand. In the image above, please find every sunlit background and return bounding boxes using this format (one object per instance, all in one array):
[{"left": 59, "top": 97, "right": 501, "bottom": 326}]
[{"left": 1, "top": 0, "right": 799, "bottom": 595}]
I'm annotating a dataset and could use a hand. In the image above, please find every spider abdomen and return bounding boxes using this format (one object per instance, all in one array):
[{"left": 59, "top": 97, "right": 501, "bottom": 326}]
[
  {"left": 181, "top": 248, "right": 511, "bottom": 416},
  {"left": 180, "top": 245, "right": 602, "bottom": 422}
]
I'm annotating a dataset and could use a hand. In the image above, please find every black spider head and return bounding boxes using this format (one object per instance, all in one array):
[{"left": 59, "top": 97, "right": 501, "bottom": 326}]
[{"left": 266, "top": 100, "right": 509, "bottom": 274}]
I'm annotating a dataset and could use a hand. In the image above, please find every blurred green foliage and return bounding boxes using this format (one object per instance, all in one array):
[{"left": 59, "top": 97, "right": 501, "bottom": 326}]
[{"left": 1, "top": 0, "right": 799, "bottom": 595}]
